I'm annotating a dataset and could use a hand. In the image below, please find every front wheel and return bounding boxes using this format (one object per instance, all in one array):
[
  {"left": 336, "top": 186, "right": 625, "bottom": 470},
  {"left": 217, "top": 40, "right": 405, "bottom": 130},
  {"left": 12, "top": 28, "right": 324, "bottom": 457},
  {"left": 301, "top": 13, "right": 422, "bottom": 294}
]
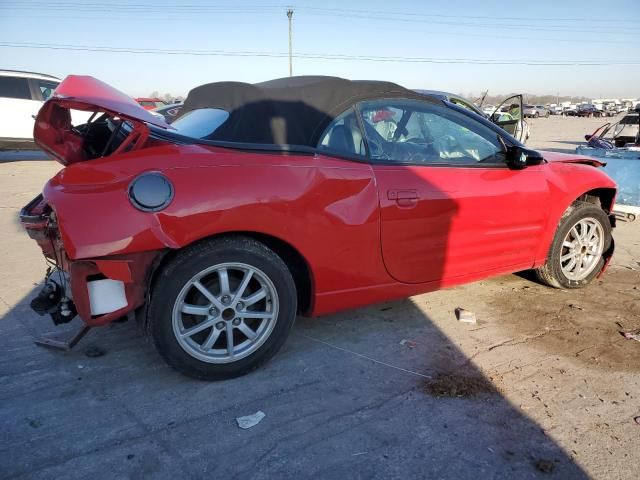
[
  {"left": 535, "top": 202, "right": 612, "bottom": 289},
  {"left": 148, "top": 236, "right": 297, "bottom": 380}
]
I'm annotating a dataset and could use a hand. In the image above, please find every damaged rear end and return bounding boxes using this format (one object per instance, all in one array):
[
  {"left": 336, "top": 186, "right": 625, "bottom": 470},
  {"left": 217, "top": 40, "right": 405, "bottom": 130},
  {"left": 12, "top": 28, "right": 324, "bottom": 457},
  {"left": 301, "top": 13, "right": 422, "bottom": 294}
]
[
  {"left": 34, "top": 75, "right": 171, "bottom": 165},
  {"left": 21, "top": 75, "right": 173, "bottom": 328}
]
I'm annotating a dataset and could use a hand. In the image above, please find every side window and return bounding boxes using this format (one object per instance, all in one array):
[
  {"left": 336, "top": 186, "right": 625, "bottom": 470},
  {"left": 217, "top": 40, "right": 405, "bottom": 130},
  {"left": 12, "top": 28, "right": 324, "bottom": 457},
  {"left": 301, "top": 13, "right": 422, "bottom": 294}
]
[
  {"left": 0, "top": 76, "right": 32, "bottom": 100},
  {"left": 37, "top": 80, "right": 59, "bottom": 100},
  {"left": 317, "top": 108, "right": 366, "bottom": 157},
  {"left": 358, "top": 99, "right": 505, "bottom": 165}
]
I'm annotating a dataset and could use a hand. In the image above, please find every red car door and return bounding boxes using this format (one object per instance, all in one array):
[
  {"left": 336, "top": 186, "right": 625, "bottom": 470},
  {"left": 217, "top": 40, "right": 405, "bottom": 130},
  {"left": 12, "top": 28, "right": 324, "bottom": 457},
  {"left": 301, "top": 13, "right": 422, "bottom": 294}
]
[{"left": 359, "top": 98, "right": 550, "bottom": 284}]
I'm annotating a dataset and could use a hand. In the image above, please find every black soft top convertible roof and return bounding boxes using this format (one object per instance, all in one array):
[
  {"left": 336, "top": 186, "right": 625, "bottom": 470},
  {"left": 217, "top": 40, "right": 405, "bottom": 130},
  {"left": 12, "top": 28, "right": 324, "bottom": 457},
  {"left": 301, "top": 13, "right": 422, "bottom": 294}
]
[{"left": 179, "top": 75, "right": 434, "bottom": 147}]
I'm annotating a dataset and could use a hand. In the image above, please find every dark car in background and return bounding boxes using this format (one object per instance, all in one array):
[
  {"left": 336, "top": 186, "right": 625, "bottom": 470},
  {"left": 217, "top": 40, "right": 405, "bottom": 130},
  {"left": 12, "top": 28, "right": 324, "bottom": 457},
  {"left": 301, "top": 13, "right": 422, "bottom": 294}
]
[
  {"left": 152, "top": 102, "right": 183, "bottom": 123},
  {"left": 577, "top": 104, "right": 602, "bottom": 118}
]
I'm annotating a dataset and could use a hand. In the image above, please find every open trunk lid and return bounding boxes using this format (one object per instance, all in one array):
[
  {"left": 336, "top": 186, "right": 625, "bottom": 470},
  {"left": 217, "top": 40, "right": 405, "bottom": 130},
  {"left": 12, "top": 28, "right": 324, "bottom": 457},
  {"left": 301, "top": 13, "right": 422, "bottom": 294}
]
[{"left": 34, "top": 75, "right": 171, "bottom": 165}]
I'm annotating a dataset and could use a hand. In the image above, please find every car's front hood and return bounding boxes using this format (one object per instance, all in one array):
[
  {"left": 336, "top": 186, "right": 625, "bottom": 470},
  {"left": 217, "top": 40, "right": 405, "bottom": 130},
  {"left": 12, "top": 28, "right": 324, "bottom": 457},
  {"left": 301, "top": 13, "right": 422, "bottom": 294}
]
[
  {"left": 49, "top": 75, "right": 171, "bottom": 129},
  {"left": 540, "top": 150, "right": 606, "bottom": 168}
]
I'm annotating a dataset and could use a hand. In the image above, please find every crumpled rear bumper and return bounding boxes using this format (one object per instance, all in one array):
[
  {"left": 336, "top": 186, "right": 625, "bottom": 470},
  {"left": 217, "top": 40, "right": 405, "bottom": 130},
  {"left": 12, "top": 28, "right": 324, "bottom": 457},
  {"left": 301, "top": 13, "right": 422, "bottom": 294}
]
[
  {"left": 67, "top": 252, "right": 162, "bottom": 325},
  {"left": 20, "top": 193, "right": 164, "bottom": 326}
]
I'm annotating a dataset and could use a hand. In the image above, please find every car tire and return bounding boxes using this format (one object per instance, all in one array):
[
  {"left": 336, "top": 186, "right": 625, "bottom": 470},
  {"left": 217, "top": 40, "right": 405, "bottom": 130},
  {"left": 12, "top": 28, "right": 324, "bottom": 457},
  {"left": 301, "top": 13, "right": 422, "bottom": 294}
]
[
  {"left": 148, "top": 235, "right": 297, "bottom": 380},
  {"left": 545, "top": 112, "right": 550, "bottom": 118},
  {"left": 535, "top": 201, "right": 611, "bottom": 289},
  {"left": 535, "top": 112, "right": 539, "bottom": 118}
]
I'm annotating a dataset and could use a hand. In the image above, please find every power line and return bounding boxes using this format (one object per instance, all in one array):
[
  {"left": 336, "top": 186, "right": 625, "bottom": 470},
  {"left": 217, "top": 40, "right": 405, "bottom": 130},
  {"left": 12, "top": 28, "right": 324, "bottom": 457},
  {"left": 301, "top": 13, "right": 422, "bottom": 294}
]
[
  {"left": 0, "top": 13, "right": 632, "bottom": 45},
  {"left": 4, "top": 2, "right": 640, "bottom": 24},
  {"left": 296, "top": 5, "right": 640, "bottom": 23},
  {"left": 0, "top": 41, "right": 637, "bottom": 66},
  {"left": 299, "top": 12, "right": 640, "bottom": 34},
  {"left": 2, "top": 2, "right": 640, "bottom": 32}
]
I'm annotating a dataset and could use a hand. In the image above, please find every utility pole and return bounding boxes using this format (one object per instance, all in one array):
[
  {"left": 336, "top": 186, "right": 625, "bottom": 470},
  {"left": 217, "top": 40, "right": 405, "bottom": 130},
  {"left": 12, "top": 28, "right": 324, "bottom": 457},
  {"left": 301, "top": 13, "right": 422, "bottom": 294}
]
[{"left": 287, "top": 9, "right": 294, "bottom": 77}]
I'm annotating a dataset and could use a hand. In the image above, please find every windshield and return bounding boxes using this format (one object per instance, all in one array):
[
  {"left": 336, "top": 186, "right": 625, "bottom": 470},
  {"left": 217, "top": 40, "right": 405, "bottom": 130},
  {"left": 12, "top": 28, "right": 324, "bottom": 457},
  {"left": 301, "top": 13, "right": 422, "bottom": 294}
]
[{"left": 171, "top": 108, "right": 230, "bottom": 139}]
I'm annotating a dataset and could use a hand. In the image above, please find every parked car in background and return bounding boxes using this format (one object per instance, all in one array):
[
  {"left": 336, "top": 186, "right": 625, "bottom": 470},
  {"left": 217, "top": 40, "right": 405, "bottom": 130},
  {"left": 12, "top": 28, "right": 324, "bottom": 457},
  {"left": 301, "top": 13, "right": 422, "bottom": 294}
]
[
  {"left": 22, "top": 75, "right": 617, "bottom": 379},
  {"left": 564, "top": 105, "right": 578, "bottom": 116},
  {"left": 482, "top": 104, "right": 496, "bottom": 116},
  {"left": 415, "top": 90, "right": 529, "bottom": 143},
  {"left": 523, "top": 105, "right": 549, "bottom": 118},
  {"left": 604, "top": 104, "right": 619, "bottom": 117},
  {"left": 611, "top": 112, "right": 640, "bottom": 146},
  {"left": 577, "top": 104, "right": 602, "bottom": 118},
  {"left": 549, "top": 105, "right": 563, "bottom": 115},
  {"left": 491, "top": 111, "right": 530, "bottom": 142},
  {"left": 152, "top": 102, "right": 183, "bottom": 123},
  {"left": 135, "top": 97, "right": 167, "bottom": 110},
  {"left": 0, "top": 70, "right": 61, "bottom": 149}
]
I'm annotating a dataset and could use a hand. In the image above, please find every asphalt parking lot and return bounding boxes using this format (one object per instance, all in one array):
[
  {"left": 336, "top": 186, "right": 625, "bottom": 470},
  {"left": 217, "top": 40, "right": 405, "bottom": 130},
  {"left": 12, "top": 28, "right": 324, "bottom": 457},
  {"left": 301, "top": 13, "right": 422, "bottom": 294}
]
[{"left": 1, "top": 116, "right": 639, "bottom": 479}]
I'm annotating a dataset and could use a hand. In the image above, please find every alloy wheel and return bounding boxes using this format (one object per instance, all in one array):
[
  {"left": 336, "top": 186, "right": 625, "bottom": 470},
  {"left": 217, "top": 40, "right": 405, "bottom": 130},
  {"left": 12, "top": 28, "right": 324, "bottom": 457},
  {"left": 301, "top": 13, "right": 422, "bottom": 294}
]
[
  {"left": 172, "top": 262, "right": 279, "bottom": 363},
  {"left": 559, "top": 218, "right": 604, "bottom": 281}
]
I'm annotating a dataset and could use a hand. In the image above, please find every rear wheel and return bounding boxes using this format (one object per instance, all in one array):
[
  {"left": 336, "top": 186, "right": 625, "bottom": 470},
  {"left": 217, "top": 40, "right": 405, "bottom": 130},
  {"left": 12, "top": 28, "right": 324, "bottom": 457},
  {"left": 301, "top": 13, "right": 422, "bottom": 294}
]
[
  {"left": 148, "top": 236, "right": 297, "bottom": 380},
  {"left": 536, "top": 202, "right": 611, "bottom": 289}
]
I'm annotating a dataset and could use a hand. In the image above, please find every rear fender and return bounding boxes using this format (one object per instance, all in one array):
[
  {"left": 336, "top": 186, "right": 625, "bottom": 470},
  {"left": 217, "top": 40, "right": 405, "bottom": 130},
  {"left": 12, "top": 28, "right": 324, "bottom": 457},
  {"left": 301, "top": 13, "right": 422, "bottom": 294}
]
[{"left": 44, "top": 149, "right": 386, "bottom": 314}]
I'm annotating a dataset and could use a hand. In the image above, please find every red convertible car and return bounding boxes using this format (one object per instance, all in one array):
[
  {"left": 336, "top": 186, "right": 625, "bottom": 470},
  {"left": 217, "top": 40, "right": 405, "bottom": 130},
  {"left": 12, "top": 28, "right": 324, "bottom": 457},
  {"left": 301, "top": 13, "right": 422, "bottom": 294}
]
[{"left": 21, "top": 75, "right": 616, "bottom": 379}]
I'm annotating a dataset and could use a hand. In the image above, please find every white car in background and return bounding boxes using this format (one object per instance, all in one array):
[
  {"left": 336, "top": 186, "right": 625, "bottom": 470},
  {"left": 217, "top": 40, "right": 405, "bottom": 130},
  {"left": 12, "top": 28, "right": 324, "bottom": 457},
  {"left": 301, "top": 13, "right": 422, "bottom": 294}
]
[
  {"left": 0, "top": 70, "right": 61, "bottom": 149},
  {"left": 0, "top": 70, "right": 92, "bottom": 150},
  {"left": 481, "top": 104, "right": 496, "bottom": 116}
]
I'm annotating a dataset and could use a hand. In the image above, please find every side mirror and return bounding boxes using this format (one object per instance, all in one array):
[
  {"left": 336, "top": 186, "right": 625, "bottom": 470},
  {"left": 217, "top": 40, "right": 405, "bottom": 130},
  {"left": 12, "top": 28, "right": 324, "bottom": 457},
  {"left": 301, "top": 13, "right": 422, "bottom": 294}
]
[{"left": 506, "top": 145, "right": 544, "bottom": 169}]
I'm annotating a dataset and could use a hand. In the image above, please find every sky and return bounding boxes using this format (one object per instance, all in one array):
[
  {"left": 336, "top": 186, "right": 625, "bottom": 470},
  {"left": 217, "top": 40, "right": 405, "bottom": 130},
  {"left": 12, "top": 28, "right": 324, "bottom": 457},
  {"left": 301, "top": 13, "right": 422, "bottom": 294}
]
[{"left": 1, "top": 0, "right": 638, "bottom": 99}]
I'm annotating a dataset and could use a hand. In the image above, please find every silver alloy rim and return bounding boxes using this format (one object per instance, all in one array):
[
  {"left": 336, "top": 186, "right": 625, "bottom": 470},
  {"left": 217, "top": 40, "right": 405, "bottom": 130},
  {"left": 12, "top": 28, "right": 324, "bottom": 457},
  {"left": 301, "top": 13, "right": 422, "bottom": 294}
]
[
  {"left": 172, "top": 262, "right": 279, "bottom": 364},
  {"left": 559, "top": 217, "right": 604, "bottom": 281}
]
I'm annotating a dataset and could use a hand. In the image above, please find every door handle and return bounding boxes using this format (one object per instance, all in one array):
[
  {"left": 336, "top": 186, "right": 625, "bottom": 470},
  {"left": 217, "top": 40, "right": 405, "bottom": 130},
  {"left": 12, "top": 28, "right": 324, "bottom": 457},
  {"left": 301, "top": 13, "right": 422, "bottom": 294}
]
[
  {"left": 388, "top": 189, "right": 418, "bottom": 200},
  {"left": 387, "top": 189, "right": 419, "bottom": 207}
]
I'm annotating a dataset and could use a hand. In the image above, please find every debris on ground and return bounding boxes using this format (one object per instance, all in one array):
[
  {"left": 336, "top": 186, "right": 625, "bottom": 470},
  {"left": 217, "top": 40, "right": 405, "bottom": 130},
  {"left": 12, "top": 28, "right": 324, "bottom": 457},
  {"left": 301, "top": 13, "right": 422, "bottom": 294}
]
[
  {"left": 236, "top": 411, "right": 266, "bottom": 429},
  {"left": 534, "top": 458, "right": 556, "bottom": 473},
  {"left": 620, "top": 329, "right": 640, "bottom": 342},
  {"left": 423, "top": 373, "right": 496, "bottom": 398},
  {"left": 568, "top": 303, "right": 583, "bottom": 310},
  {"left": 27, "top": 418, "right": 42, "bottom": 429},
  {"left": 400, "top": 339, "right": 417, "bottom": 348},
  {"left": 634, "top": 416, "right": 640, "bottom": 426},
  {"left": 84, "top": 345, "right": 106, "bottom": 358},
  {"left": 455, "top": 307, "right": 477, "bottom": 324}
]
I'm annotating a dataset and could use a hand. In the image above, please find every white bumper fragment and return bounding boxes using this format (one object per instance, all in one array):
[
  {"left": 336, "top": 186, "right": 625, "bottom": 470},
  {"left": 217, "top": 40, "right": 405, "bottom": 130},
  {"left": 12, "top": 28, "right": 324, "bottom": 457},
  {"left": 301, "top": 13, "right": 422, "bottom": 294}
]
[{"left": 87, "top": 279, "right": 127, "bottom": 315}]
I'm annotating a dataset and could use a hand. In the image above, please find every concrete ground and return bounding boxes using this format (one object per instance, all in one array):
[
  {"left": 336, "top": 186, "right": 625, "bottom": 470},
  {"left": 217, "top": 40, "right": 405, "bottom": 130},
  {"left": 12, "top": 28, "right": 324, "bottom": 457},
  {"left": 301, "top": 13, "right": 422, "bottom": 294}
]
[{"left": 1, "top": 116, "right": 638, "bottom": 479}]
